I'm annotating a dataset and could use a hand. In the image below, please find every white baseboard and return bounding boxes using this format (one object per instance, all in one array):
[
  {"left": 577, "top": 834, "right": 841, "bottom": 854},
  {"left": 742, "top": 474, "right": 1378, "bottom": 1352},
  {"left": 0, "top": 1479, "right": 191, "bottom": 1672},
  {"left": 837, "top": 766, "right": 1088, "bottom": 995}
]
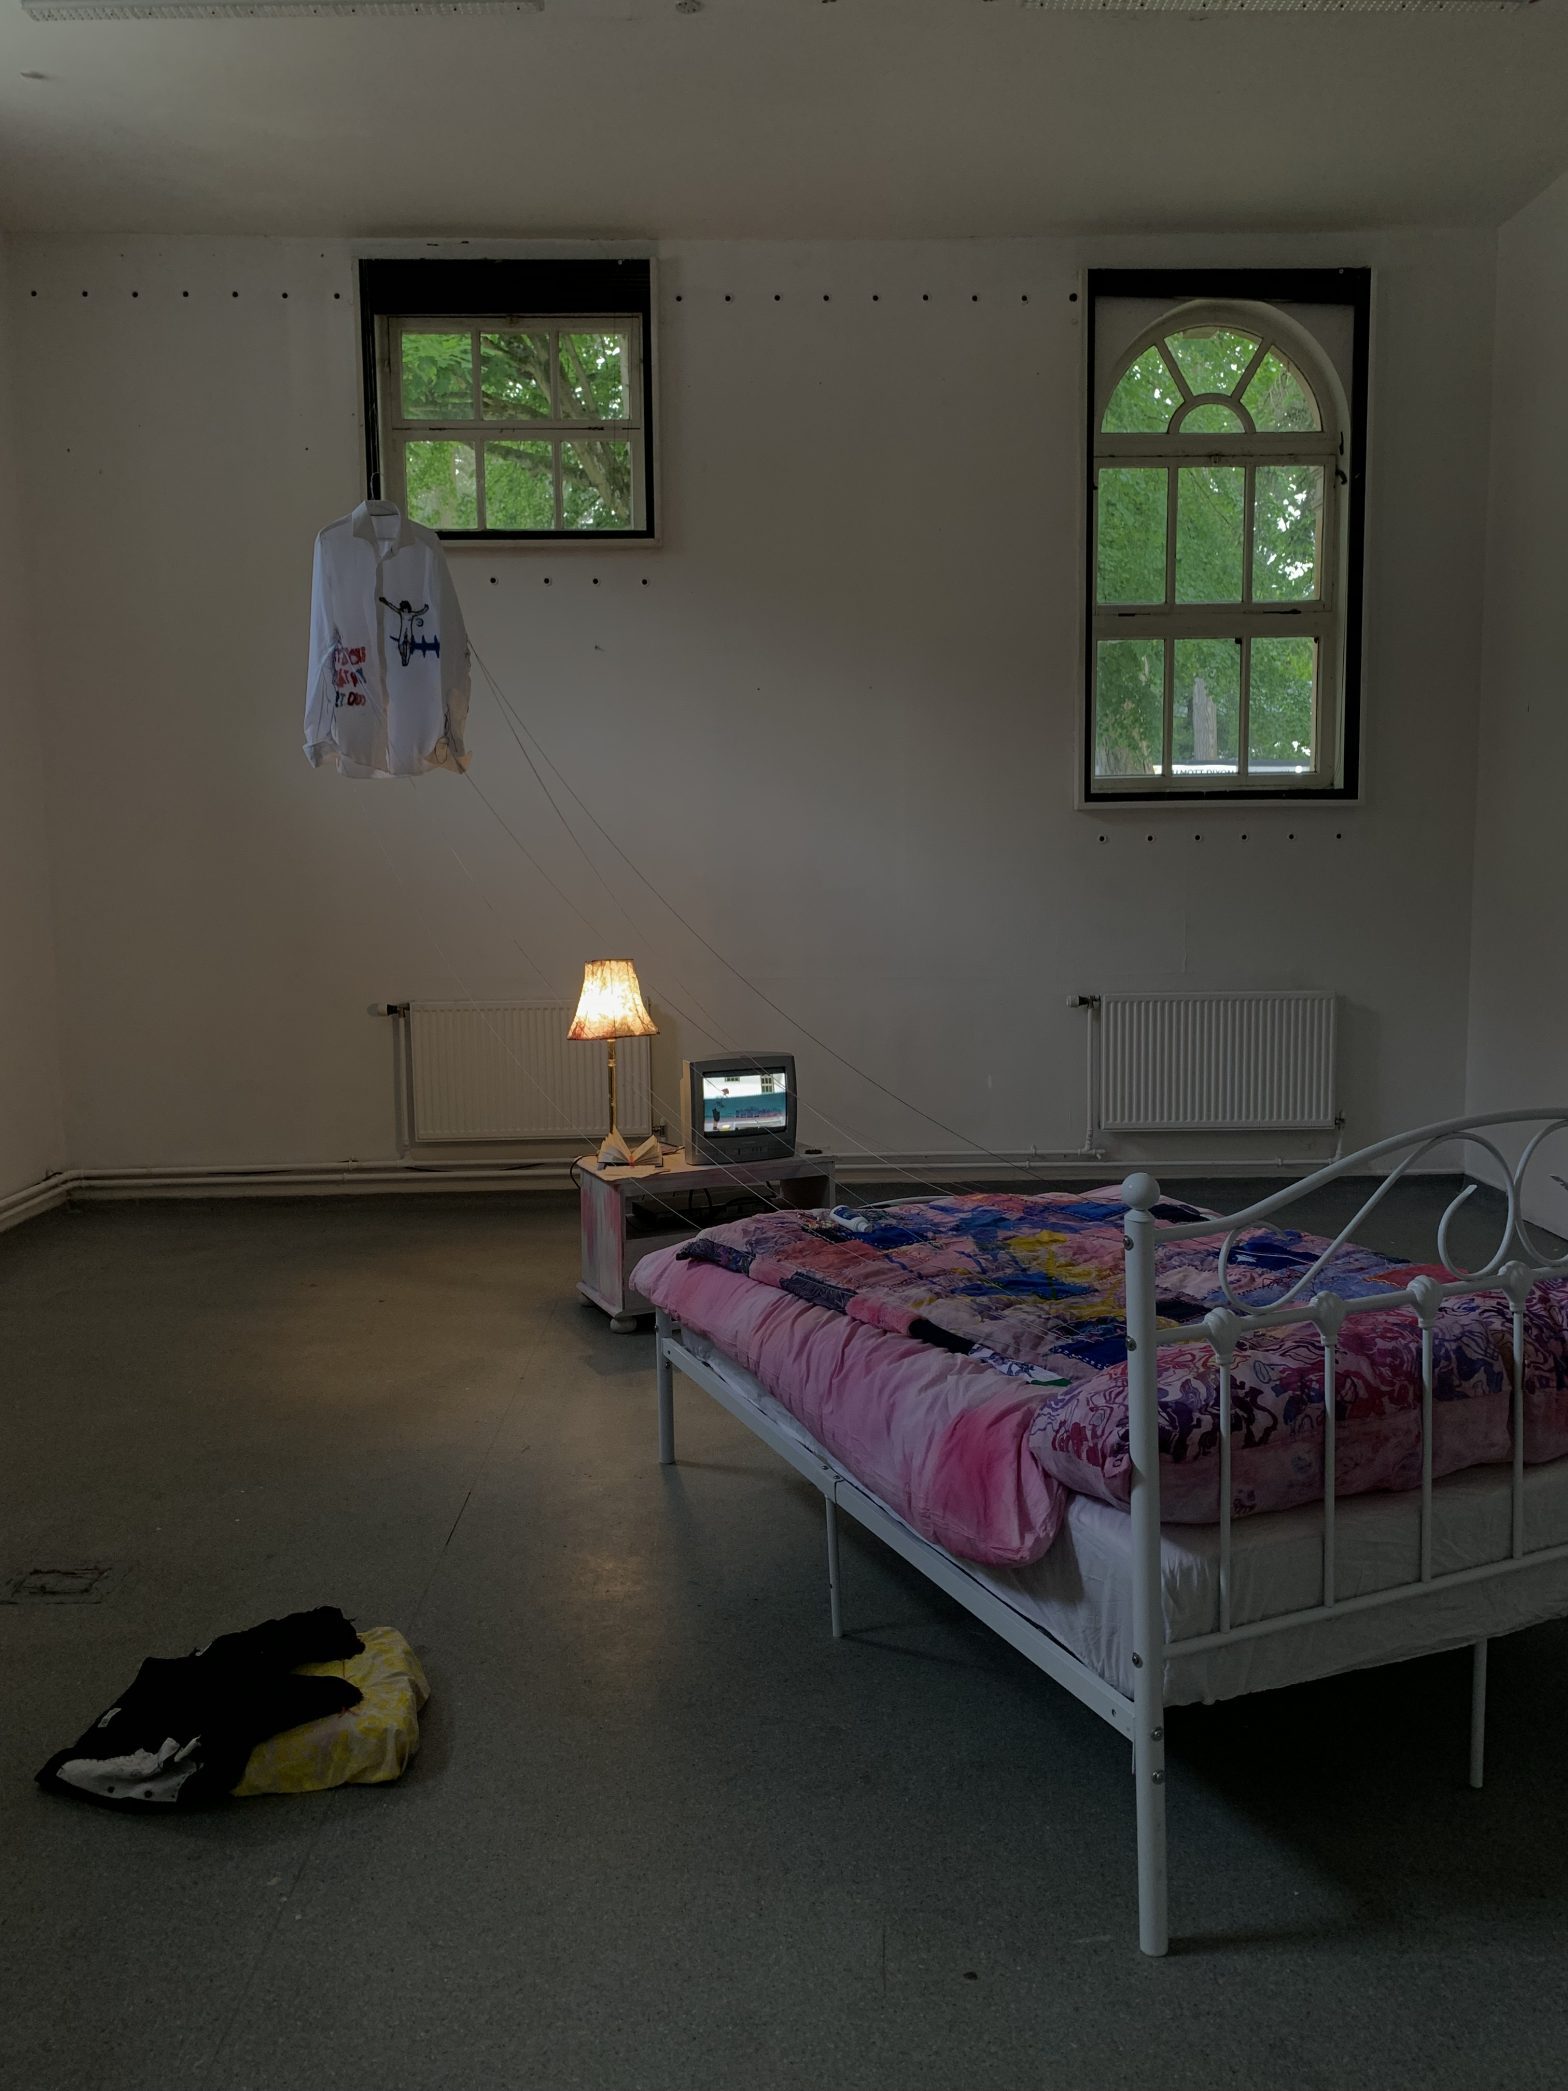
[
  {"left": 74, "top": 1160, "right": 581, "bottom": 1200},
  {"left": 0, "top": 1149, "right": 1464, "bottom": 1236},
  {"left": 0, "top": 1173, "right": 72, "bottom": 1234}
]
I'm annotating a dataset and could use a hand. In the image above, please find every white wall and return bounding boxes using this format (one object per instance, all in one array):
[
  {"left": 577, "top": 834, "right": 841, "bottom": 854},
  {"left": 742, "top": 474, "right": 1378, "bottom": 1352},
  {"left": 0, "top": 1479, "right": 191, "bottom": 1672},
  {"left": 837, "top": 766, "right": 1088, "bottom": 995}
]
[
  {"left": 4, "top": 230, "right": 1495, "bottom": 1178},
  {"left": 0, "top": 240, "right": 65, "bottom": 1200},
  {"left": 1466, "top": 171, "right": 1568, "bottom": 1235}
]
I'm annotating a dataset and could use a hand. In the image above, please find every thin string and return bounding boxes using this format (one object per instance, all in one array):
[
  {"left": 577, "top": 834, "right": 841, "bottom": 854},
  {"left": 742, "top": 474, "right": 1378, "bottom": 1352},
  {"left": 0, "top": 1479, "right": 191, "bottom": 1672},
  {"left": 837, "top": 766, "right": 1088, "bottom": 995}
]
[
  {"left": 319, "top": 578, "right": 998, "bottom": 1207},
  {"left": 336, "top": 680, "right": 802, "bottom": 1226},
  {"left": 448, "top": 663, "right": 983, "bottom": 1207},
  {"left": 472, "top": 644, "right": 1083, "bottom": 1197},
  {"left": 316, "top": 534, "right": 1053, "bottom": 1220}
]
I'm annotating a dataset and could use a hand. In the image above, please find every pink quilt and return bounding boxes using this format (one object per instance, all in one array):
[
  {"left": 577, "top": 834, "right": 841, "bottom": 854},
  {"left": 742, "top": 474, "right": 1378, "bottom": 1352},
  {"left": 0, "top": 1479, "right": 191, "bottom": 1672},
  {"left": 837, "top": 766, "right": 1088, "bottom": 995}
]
[
  {"left": 633, "top": 1246, "right": 1068, "bottom": 1565},
  {"left": 644, "top": 1190, "right": 1568, "bottom": 1561}
]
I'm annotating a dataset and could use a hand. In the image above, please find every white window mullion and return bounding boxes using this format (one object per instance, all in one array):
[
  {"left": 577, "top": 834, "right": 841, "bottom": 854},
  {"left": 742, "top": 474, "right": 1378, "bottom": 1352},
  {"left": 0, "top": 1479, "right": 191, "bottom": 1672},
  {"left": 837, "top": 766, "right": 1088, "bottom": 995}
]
[
  {"left": 1242, "top": 462, "right": 1256, "bottom": 605},
  {"left": 1236, "top": 336, "right": 1270, "bottom": 399},
  {"left": 1238, "top": 633, "right": 1252, "bottom": 780}
]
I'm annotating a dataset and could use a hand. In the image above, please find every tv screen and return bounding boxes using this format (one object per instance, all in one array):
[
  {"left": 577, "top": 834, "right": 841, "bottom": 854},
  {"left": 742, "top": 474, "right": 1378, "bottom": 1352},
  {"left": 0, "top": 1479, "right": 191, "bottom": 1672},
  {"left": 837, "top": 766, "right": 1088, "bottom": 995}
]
[{"left": 701, "top": 1068, "right": 790, "bottom": 1136}]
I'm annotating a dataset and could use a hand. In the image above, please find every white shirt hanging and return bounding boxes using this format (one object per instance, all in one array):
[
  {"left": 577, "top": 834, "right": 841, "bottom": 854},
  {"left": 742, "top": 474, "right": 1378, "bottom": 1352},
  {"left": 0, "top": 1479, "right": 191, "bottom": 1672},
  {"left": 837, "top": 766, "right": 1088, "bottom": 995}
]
[{"left": 304, "top": 501, "right": 471, "bottom": 778}]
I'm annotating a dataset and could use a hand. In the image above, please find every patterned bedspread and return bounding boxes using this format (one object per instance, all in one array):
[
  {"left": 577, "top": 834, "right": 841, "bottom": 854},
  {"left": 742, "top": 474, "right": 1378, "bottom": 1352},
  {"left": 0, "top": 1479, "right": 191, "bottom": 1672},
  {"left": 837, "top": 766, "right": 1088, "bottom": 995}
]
[{"left": 680, "top": 1193, "right": 1568, "bottom": 1524}]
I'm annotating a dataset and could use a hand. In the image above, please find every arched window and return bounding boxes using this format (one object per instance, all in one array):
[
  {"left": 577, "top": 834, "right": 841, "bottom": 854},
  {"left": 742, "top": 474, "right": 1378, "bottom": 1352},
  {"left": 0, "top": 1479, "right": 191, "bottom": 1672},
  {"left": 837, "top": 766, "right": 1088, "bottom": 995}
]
[{"left": 1090, "top": 298, "right": 1351, "bottom": 796}]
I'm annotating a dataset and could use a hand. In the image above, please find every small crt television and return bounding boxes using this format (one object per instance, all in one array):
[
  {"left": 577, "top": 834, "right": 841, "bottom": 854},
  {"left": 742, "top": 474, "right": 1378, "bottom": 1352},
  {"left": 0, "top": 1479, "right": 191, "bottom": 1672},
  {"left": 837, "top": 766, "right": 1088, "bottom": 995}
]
[{"left": 682, "top": 1056, "right": 797, "bottom": 1166}]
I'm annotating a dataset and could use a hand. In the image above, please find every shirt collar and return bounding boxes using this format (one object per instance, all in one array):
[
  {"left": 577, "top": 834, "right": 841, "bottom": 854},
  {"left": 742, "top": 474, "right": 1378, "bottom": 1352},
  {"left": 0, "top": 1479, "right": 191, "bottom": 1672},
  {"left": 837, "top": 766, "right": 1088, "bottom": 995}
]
[{"left": 351, "top": 500, "right": 418, "bottom": 555}]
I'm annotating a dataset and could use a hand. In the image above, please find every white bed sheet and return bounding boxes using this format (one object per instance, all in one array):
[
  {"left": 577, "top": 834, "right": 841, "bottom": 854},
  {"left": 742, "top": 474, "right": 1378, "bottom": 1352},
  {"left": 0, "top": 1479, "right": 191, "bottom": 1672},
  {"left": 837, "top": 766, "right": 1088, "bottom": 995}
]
[{"left": 676, "top": 1327, "right": 1568, "bottom": 1707}]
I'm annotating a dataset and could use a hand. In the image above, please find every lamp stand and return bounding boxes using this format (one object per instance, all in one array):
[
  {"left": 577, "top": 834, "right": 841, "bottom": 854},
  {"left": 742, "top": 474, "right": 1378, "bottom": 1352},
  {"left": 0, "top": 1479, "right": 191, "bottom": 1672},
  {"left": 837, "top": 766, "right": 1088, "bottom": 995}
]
[{"left": 596, "top": 1036, "right": 635, "bottom": 1167}]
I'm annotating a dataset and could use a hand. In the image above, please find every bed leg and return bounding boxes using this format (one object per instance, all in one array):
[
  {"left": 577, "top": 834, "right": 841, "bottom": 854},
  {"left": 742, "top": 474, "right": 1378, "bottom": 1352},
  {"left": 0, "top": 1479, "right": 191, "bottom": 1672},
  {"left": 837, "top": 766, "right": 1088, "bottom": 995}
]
[
  {"left": 824, "top": 1496, "right": 843, "bottom": 1639},
  {"left": 656, "top": 1310, "right": 675, "bottom": 1466},
  {"left": 1134, "top": 1700, "right": 1168, "bottom": 1957},
  {"left": 1124, "top": 1175, "right": 1170, "bottom": 1958},
  {"left": 1470, "top": 1637, "right": 1488, "bottom": 1791}
]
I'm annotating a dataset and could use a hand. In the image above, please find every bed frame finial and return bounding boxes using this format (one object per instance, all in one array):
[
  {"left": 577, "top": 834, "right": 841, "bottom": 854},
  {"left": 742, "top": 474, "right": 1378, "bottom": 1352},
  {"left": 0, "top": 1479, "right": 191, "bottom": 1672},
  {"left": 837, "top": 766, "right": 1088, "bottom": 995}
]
[{"left": 1121, "top": 1171, "right": 1161, "bottom": 1213}]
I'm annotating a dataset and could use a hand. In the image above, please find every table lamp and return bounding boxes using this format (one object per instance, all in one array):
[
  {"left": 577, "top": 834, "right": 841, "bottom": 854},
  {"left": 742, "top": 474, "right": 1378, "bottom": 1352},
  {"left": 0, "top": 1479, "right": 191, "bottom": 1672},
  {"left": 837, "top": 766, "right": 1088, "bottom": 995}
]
[{"left": 568, "top": 959, "right": 660, "bottom": 1167}]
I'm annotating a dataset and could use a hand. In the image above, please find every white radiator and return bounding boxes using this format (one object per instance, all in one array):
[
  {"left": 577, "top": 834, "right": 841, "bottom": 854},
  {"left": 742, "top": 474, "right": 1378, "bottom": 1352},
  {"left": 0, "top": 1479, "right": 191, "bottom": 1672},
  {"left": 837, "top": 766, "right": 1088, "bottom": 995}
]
[
  {"left": 403, "top": 1001, "right": 652, "bottom": 1145},
  {"left": 1098, "top": 991, "right": 1337, "bottom": 1134}
]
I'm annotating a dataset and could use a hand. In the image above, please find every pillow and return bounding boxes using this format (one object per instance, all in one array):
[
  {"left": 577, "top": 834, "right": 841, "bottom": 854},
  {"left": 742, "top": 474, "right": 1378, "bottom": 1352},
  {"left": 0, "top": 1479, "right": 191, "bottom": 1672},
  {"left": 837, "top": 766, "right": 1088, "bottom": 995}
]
[{"left": 232, "top": 1626, "right": 429, "bottom": 1797}]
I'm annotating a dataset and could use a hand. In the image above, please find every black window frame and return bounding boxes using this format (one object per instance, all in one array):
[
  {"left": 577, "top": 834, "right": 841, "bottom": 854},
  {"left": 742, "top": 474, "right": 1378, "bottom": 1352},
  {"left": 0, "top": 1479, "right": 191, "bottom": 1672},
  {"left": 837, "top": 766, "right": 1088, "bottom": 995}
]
[
  {"left": 359, "top": 257, "right": 657, "bottom": 544},
  {"left": 1084, "top": 267, "right": 1370, "bottom": 805}
]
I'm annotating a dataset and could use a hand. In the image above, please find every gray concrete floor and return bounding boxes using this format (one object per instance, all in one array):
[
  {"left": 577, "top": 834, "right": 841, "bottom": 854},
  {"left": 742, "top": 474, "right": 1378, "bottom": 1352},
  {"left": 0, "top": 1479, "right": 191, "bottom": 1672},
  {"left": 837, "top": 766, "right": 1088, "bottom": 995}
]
[{"left": 4, "top": 1182, "right": 1568, "bottom": 2091}]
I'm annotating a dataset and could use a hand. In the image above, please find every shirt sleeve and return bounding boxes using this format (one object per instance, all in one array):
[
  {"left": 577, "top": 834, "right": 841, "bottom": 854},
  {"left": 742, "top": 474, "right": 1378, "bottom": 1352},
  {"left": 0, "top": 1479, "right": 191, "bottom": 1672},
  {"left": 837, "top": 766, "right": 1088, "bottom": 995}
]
[
  {"left": 435, "top": 543, "right": 472, "bottom": 772},
  {"left": 303, "top": 533, "right": 337, "bottom": 767}
]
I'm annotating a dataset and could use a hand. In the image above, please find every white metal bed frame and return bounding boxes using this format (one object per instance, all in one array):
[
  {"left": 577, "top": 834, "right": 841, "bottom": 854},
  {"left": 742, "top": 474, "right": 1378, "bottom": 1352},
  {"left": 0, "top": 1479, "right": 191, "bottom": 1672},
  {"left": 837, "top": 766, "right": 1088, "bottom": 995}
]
[{"left": 652, "top": 1109, "right": 1568, "bottom": 1956}]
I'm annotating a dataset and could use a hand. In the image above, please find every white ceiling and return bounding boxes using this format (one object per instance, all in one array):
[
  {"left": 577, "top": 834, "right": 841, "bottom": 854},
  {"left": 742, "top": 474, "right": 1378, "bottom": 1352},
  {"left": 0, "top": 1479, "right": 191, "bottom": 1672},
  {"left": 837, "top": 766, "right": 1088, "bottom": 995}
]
[{"left": 1, "top": 0, "right": 1565, "bottom": 239}]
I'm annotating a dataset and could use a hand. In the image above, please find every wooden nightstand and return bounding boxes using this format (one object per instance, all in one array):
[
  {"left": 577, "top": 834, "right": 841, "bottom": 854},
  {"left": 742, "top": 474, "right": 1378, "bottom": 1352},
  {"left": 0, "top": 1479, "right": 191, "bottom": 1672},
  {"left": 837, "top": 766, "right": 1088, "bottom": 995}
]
[{"left": 577, "top": 1149, "right": 837, "bottom": 1331}]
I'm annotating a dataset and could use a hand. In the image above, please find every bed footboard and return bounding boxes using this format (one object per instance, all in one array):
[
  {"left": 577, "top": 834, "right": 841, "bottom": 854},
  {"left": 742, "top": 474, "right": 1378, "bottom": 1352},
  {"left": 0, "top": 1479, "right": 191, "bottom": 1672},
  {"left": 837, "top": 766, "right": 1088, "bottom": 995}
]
[
  {"left": 651, "top": 1108, "right": 1568, "bottom": 1958},
  {"left": 1122, "top": 1106, "right": 1568, "bottom": 1953}
]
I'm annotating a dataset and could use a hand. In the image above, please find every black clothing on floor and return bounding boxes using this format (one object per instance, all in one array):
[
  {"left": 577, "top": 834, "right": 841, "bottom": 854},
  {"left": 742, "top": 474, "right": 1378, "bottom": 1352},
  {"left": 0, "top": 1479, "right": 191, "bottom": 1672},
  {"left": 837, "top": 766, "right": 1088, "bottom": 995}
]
[{"left": 36, "top": 1607, "right": 364, "bottom": 1808}]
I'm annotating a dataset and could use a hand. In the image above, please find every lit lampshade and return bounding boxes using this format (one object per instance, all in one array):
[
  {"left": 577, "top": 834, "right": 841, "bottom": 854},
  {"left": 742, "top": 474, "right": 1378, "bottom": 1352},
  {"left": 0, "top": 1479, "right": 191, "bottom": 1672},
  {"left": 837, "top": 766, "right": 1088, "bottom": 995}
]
[
  {"left": 568, "top": 959, "right": 659, "bottom": 1042},
  {"left": 568, "top": 961, "right": 658, "bottom": 1169}
]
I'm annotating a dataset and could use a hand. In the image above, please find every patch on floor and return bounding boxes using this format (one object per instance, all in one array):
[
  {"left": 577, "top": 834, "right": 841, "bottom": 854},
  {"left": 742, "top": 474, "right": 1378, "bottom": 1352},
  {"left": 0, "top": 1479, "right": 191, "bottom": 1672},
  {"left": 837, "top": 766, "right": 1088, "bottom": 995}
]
[{"left": 1, "top": 1564, "right": 127, "bottom": 1605}]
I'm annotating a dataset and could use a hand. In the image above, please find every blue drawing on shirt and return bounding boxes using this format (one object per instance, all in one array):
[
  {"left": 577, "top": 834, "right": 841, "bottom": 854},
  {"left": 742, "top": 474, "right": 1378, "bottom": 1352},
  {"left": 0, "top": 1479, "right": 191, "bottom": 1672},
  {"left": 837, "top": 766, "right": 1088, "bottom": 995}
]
[{"left": 378, "top": 596, "right": 439, "bottom": 668}]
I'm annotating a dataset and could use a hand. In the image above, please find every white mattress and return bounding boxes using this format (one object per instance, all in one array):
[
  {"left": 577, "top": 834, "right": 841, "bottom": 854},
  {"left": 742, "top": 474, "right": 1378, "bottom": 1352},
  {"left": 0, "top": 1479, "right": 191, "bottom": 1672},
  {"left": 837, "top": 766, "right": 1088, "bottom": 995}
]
[{"left": 677, "top": 1328, "right": 1568, "bottom": 1707}]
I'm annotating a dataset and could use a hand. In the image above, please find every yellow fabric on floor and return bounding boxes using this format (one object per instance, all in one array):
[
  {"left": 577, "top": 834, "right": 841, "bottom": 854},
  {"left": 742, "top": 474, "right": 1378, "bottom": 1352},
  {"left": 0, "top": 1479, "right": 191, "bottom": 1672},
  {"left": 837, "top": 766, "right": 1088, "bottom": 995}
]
[{"left": 232, "top": 1626, "right": 429, "bottom": 1797}]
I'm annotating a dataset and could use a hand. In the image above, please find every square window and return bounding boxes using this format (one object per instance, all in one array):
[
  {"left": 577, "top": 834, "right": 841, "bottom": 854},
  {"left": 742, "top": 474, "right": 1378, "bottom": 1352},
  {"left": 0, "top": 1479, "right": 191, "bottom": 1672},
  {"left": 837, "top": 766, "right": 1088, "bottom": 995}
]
[
  {"left": 1175, "top": 466, "right": 1244, "bottom": 605},
  {"left": 1173, "top": 638, "right": 1241, "bottom": 776},
  {"left": 1094, "top": 637, "right": 1165, "bottom": 779},
  {"left": 480, "top": 332, "right": 551, "bottom": 420},
  {"left": 1096, "top": 468, "right": 1167, "bottom": 606},
  {"left": 404, "top": 440, "right": 477, "bottom": 531},
  {"left": 484, "top": 440, "right": 556, "bottom": 529},
  {"left": 363, "top": 260, "right": 656, "bottom": 540},
  {"left": 400, "top": 331, "right": 473, "bottom": 421}
]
